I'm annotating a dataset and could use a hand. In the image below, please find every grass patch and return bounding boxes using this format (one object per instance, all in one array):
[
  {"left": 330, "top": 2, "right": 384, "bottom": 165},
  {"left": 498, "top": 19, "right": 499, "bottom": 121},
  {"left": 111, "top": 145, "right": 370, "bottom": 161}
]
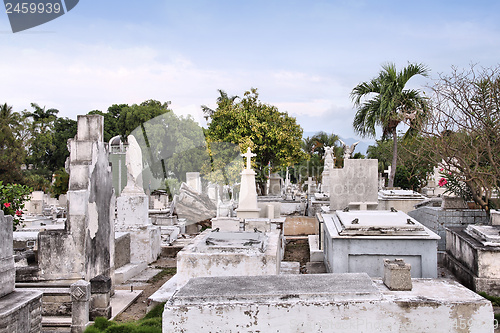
[
  {"left": 144, "top": 303, "right": 166, "bottom": 320},
  {"left": 148, "top": 267, "right": 177, "bottom": 283},
  {"left": 478, "top": 291, "right": 500, "bottom": 307},
  {"left": 85, "top": 302, "right": 165, "bottom": 333}
]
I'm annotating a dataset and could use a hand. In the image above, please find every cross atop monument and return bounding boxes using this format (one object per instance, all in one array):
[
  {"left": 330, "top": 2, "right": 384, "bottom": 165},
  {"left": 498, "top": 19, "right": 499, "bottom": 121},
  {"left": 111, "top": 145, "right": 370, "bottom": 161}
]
[
  {"left": 305, "top": 177, "right": 315, "bottom": 194},
  {"left": 384, "top": 165, "right": 392, "bottom": 177},
  {"left": 242, "top": 147, "right": 256, "bottom": 170}
]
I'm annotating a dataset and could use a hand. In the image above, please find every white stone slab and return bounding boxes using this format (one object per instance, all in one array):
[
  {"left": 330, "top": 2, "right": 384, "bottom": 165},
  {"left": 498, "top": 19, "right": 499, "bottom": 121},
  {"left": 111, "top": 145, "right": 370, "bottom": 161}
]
[
  {"left": 466, "top": 225, "right": 500, "bottom": 245},
  {"left": 335, "top": 210, "right": 431, "bottom": 236},
  {"left": 164, "top": 275, "right": 493, "bottom": 333}
]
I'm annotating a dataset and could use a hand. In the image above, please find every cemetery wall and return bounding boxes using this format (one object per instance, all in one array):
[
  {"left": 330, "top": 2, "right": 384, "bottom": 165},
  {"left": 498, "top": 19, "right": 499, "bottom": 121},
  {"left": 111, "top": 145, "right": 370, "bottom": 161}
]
[{"left": 408, "top": 207, "right": 488, "bottom": 251}]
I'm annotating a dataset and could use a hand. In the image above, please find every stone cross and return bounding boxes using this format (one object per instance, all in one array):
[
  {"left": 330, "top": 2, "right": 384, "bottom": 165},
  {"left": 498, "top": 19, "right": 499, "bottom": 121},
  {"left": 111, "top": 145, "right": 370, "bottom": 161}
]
[
  {"left": 384, "top": 165, "right": 392, "bottom": 178},
  {"left": 242, "top": 147, "right": 256, "bottom": 170},
  {"left": 305, "top": 177, "right": 315, "bottom": 194}
]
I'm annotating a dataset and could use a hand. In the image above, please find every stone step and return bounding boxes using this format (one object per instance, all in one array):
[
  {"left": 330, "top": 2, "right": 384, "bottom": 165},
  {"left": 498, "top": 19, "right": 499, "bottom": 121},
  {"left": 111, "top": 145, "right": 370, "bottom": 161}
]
[
  {"left": 42, "top": 316, "right": 71, "bottom": 333},
  {"left": 280, "top": 261, "right": 300, "bottom": 275},
  {"left": 114, "top": 263, "right": 148, "bottom": 284},
  {"left": 305, "top": 261, "right": 326, "bottom": 274},
  {"left": 128, "top": 268, "right": 162, "bottom": 283}
]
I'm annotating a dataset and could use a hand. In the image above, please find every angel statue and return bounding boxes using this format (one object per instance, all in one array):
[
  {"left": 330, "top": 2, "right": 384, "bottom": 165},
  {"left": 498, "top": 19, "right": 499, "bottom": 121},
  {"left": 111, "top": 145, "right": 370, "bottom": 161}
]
[{"left": 339, "top": 139, "right": 359, "bottom": 160}]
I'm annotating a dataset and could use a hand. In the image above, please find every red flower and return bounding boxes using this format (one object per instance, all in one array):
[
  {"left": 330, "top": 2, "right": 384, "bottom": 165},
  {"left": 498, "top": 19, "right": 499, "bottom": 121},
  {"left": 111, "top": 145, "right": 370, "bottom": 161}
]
[
  {"left": 438, "top": 178, "right": 448, "bottom": 187},
  {"left": 3, "top": 202, "right": 11, "bottom": 208},
  {"left": 15, "top": 210, "right": 22, "bottom": 216},
  {"left": 439, "top": 168, "right": 443, "bottom": 172}
]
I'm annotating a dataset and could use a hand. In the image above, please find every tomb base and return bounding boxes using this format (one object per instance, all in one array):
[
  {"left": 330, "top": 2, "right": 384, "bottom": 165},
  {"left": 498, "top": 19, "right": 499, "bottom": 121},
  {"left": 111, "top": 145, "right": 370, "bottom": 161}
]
[
  {"left": 115, "top": 225, "right": 161, "bottom": 264},
  {"left": 445, "top": 226, "right": 500, "bottom": 296},
  {"left": 176, "top": 230, "right": 281, "bottom": 288},
  {"left": 0, "top": 290, "right": 43, "bottom": 333},
  {"left": 163, "top": 274, "right": 493, "bottom": 333},
  {"left": 235, "top": 208, "right": 261, "bottom": 219}
]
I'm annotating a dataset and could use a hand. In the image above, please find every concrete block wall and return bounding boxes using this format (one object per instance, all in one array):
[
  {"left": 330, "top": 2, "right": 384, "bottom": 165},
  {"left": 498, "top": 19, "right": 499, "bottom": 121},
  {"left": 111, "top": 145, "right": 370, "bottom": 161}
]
[{"left": 408, "top": 207, "right": 488, "bottom": 251}]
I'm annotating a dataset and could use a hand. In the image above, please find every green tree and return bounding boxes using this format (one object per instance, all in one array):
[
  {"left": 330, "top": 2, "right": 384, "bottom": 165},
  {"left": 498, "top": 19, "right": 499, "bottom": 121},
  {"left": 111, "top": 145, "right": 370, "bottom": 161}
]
[
  {"left": 351, "top": 63, "right": 430, "bottom": 187},
  {"left": 201, "top": 89, "right": 239, "bottom": 120},
  {"left": 118, "top": 100, "right": 172, "bottom": 142},
  {"left": 204, "top": 88, "right": 306, "bottom": 193},
  {"left": 367, "top": 136, "right": 434, "bottom": 191},
  {"left": 298, "top": 131, "right": 342, "bottom": 181},
  {"left": 0, "top": 103, "right": 25, "bottom": 183},
  {"left": 88, "top": 103, "right": 128, "bottom": 143},
  {"left": 420, "top": 65, "right": 500, "bottom": 213},
  {"left": 18, "top": 104, "right": 60, "bottom": 190},
  {"left": 48, "top": 117, "right": 77, "bottom": 171}
]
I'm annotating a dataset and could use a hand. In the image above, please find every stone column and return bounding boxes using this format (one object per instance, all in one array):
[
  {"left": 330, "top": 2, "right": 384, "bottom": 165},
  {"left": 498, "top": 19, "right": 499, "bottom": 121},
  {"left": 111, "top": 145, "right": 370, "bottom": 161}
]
[
  {"left": 90, "top": 275, "right": 112, "bottom": 320},
  {"left": 70, "top": 280, "right": 91, "bottom": 333}
]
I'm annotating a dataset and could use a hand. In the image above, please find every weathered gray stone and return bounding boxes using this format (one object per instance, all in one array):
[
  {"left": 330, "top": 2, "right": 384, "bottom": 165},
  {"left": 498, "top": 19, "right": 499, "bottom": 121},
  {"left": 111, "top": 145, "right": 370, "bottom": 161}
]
[
  {"left": 176, "top": 230, "right": 281, "bottom": 288},
  {"left": 71, "top": 280, "right": 90, "bottom": 333},
  {"left": 441, "top": 195, "right": 467, "bottom": 209},
  {"left": 268, "top": 173, "right": 282, "bottom": 196},
  {"left": 445, "top": 226, "right": 500, "bottom": 296},
  {"left": 383, "top": 259, "right": 412, "bottom": 291},
  {"left": 0, "top": 290, "right": 43, "bottom": 333},
  {"left": 329, "top": 159, "right": 378, "bottom": 210},
  {"left": 0, "top": 212, "right": 15, "bottom": 298},
  {"left": 408, "top": 206, "right": 488, "bottom": 251},
  {"left": 38, "top": 115, "right": 115, "bottom": 283},
  {"left": 114, "top": 233, "right": 131, "bottom": 269},
  {"left": 164, "top": 274, "right": 493, "bottom": 332},
  {"left": 0, "top": 212, "right": 43, "bottom": 333},
  {"left": 89, "top": 275, "right": 111, "bottom": 320},
  {"left": 321, "top": 211, "right": 439, "bottom": 278},
  {"left": 174, "top": 183, "right": 216, "bottom": 225}
]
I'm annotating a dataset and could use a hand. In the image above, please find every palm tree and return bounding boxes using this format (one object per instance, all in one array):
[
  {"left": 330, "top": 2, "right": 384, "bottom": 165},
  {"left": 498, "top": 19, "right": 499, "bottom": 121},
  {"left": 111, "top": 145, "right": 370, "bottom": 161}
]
[
  {"left": 351, "top": 63, "right": 429, "bottom": 187},
  {"left": 26, "top": 103, "right": 59, "bottom": 122},
  {"left": 201, "top": 89, "right": 239, "bottom": 121}
]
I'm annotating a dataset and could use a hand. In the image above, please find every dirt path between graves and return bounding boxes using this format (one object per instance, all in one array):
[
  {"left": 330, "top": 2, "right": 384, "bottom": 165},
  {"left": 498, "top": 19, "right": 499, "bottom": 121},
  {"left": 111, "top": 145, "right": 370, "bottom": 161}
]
[{"left": 114, "top": 257, "right": 177, "bottom": 323}]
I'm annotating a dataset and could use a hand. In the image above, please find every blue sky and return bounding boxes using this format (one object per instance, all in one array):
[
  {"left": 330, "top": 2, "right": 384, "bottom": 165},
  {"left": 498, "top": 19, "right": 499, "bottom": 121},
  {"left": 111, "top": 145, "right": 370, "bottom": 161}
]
[{"left": 2, "top": 0, "right": 500, "bottom": 142}]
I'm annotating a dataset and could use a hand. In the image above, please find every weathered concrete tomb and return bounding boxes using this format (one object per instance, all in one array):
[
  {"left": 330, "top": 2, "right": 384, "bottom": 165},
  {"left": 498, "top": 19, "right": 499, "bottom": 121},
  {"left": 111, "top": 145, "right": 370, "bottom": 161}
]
[
  {"left": 163, "top": 273, "right": 493, "bottom": 332},
  {"left": 445, "top": 223, "right": 500, "bottom": 296},
  {"left": 377, "top": 189, "right": 426, "bottom": 213},
  {"left": 0, "top": 211, "right": 43, "bottom": 333},
  {"left": 176, "top": 229, "right": 281, "bottom": 288},
  {"left": 320, "top": 210, "right": 440, "bottom": 278}
]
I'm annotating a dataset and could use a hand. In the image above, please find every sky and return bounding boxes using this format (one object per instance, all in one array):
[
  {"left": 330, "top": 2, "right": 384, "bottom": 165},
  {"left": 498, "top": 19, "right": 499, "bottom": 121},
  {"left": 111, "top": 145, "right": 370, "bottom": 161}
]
[{"left": 2, "top": 0, "right": 500, "bottom": 143}]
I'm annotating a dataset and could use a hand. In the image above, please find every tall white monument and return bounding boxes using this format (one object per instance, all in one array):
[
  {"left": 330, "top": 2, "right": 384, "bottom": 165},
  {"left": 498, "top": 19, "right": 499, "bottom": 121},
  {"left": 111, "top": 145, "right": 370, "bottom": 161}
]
[
  {"left": 236, "top": 147, "right": 261, "bottom": 219},
  {"left": 321, "top": 146, "right": 335, "bottom": 194},
  {"left": 116, "top": 135, "right": 161, "bottom": 264}
]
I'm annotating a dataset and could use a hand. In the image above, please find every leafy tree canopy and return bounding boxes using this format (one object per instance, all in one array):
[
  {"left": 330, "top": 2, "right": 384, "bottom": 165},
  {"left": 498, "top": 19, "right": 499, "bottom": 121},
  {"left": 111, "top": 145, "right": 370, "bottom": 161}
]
[{"left": 204, "top": 88, "right": 307, "bottom": 189}]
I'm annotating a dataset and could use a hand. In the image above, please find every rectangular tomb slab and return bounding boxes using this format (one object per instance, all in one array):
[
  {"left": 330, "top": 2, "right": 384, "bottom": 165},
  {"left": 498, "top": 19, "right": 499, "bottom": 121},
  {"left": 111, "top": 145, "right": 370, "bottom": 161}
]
[
  {"left": 335, "top": 210, "right": 428, "bottom": 236},
  {"left": 164, "top": 274, "right": 493, "bottom": 333},
  {"left": 171, "top": 273, "right": 382, "bottom": 305},
  {"left": 201, "top": 231, "right": 267, "bottom": 252},
  {"left": 465, "top": 225, "right": 500, "bottom": 245}
]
